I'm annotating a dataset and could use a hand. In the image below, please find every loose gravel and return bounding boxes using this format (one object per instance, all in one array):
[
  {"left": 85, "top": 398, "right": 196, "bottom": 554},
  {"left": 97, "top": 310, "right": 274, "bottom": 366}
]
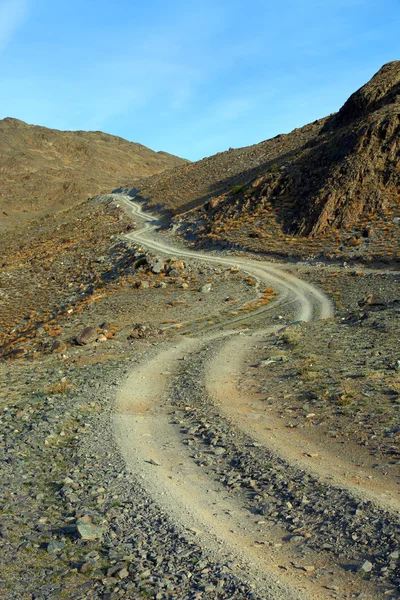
[
  {"left": 169, "top": 341, "right": 400, "bottom": 595},
  {"left": 0, "top": 349, "right": 268, "bottom": 600}
]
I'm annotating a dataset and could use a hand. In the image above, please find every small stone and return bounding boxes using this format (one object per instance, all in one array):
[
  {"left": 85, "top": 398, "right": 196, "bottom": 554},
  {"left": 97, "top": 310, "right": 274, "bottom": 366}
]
[
  {"left": 213, "top": 446, "right": 226, "bottom": 456},
  {"left": 76, "top": 516, "right": 103, "bottom": 540},
  {"left": 302, "top": 565, "right": 315, "bottom": 572},
  {"left": 118, "top": 567, "right": 129, "bottom": 579},
  {"left": 47, "top": 539, "right": 66, "bottom": 554},
  {"left": 359, "top": 560, "right": 373, "bottom": 573},
  {"left": 76, "top": 326, "right": 97, "bottom": 345},
  {"left": 199, "top": 283, "right": 212, "bottom": 293}
]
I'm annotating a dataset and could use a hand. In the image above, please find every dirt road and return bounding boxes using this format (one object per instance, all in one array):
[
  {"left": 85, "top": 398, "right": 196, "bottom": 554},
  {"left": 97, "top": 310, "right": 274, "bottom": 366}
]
[{"left": 113, "top": 195, "right": 399, "bottom": 600}]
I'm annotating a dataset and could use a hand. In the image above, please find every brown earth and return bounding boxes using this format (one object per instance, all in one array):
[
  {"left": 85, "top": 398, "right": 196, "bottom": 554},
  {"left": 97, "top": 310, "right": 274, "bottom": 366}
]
[
  {"left": 0, "top": 117, "right": 187, "bottom": 231},
  {"left": 126, "top": 61, "right": 400, "bottom": 264},
  {"left": 0, "top": 195, "right": 399, "bottom": 599},
  {"left": 1, "top": 63, "right": 400, "bottom": 599},
  {"left": 0, "top": 196, "right": 256, "bottom": 360}
]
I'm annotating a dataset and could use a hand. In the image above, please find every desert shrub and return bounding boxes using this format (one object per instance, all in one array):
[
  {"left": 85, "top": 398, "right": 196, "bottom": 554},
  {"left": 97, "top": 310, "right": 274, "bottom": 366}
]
[{"left": 230, "top": 184, "right": 245, "bottom": 195}]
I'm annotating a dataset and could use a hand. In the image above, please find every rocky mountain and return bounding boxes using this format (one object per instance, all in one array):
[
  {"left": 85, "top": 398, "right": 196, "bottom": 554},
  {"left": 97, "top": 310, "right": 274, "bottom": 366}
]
[
  {"left": 0, "top": 118, "right": 187, "bottom": 231},
  {"left": 129, "top": 61, "right": 400, "bottom": 263}
]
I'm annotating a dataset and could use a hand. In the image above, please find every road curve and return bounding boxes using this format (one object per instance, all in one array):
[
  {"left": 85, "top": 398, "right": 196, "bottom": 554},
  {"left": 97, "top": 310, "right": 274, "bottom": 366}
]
[
  {"left": 112, "top": 195, "right": 394, "bottom": 599},
  {"left": 119, "top": 195, "right": 333, "bottom": 323}
]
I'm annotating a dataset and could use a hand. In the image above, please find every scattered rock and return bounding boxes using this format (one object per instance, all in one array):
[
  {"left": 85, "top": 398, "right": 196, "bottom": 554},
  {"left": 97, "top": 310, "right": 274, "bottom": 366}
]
[
  {"left": 47, "top": 539, "right": 66, "bottom": 554},
  {"left": 213, "top": 446, "right": 226, "bottom": 456},
  {"left": 128, "top": 323, "right": 163, "bottom": 340},
  {"left": 359, "top": 560, "right": 373, "bottom": 574},
  {"left": 149, "top": 257, "right": 165, "bottom": 274},
  {"left": 76, "top": 516, "right": 103, "bottom": 541},
  {"left": 76, "top": 326, "right": 97, "bottom": 345}
]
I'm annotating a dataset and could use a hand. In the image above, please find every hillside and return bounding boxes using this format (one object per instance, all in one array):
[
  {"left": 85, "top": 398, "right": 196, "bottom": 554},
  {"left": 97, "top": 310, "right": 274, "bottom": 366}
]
[
  {"left": 129, "top": 61, "right": 400, "bottom": 263},
  {"left": 0, "top": 118, "right": 187, "bottom": 231}
]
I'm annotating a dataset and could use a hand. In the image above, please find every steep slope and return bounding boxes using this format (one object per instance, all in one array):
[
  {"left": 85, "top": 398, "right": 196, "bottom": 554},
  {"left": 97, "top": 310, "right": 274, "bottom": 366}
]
[
  {"left": 129, "top": 61, "right": 400, "bottom": 263},
  {"left": 0, "top": 118, "right": 187, "bottom": 231},
  {"left": 127, "top": 118, "right": 326, "bottom": 215}
]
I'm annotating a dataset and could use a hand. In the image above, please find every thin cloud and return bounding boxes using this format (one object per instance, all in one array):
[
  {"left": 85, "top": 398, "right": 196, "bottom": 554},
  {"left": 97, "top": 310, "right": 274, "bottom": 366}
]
[{"left": 0, "top": 0, "right": 28, "bottom": 55}]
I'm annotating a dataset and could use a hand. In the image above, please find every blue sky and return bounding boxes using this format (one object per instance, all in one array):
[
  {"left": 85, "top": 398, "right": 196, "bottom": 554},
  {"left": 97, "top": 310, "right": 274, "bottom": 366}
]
[{"left": 0, "top": 0, "right": 399, "bottom": 161}]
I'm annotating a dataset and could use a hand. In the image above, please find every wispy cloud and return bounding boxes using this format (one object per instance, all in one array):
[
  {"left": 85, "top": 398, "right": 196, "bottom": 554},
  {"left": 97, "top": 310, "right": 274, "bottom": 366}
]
[{"left": 0, "top": 0, "right": 28, "bottom": 55}]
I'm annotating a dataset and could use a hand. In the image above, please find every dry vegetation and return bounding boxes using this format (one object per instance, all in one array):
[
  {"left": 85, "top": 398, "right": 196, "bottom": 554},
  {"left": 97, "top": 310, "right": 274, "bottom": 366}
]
[{"left": 0, "top": 199, "right": 135, "bottom": 358}]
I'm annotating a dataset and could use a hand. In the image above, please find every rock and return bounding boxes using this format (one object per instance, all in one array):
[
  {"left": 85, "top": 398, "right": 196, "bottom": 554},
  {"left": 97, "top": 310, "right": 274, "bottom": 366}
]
[
  {"left": 358, "top": 293, "right": 386, "bottom": 307},
  {"left": 170, "top": 260, "right": 185, "bottom": 270},
  {"left": 199, "top": 283, "right": 212, "bottom": 294},
  {"left": 359, "top": 560, "right": 373, "bottom": 573},
  {"left": 168, "top": 269, "right": 181, "bottom": 277},
  {"left": 150, "top": 258, "right": 165, "bottom": 274},
  {"left": 118, "top": 567, "right": 129, "bottom": 579},
  {"left": 393, "top": 360, "right": 400, "bottom": 372},
  {"left": 259, "top": 503, "right": 272, "bottom": 516},
  {"left": 213, "top": 446, "right": 226, "bottom": 456},
  {"left": 97, "top": 334, "right": 108, "bottom": 342},
  {"left": 128, "top": 323, "right": 163, "bottom": 340},
  {"left": 80, "top": 561, "right": 95, "bottom": 573},
  {"left": 139, "top": 280, "right": 150, "bottom": 290},
  {"left": 76, "top": 326, "right": 97, "bottom": 345},
  {"left": 76, "top": 516, "right": 103, "bottom": 541},
  {"left": 47, "top": 539, "right": 66, "bottom": 554}
]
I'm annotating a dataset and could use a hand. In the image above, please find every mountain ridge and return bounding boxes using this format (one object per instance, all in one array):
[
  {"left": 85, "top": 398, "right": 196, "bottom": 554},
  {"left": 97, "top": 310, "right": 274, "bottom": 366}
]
[
  {"left": 0, "top": 117, "right": 188, "bottom": 231},
  {"left": 127, "top": 61, "right": 400, "bottom": 263}
]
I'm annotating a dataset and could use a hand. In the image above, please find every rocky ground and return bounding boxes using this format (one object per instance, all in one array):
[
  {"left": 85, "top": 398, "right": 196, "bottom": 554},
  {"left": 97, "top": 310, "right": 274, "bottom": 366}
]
[
  {"left": 169, "top": 341, "right": 399, "bottom": 595},
  {"left": 0, "top": 341, "right": 268, "bottom": 600},
  {"left": 0, "top": 197, "right": 256, "bottom": 360},
  {"left": 125, "top": 62, "right": 400, "bottom": 266},
  {"left": 1, "top": 196, "right": 399, "bottom": 599}
]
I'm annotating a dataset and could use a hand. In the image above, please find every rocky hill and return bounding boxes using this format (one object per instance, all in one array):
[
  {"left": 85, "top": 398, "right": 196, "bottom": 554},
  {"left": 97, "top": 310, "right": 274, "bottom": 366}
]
[
  {"left": 129, "top": 61, "right": 400, "bottom": 264},
  {"left": 0, "top": 118, "right": 187, "bottom": 231}
]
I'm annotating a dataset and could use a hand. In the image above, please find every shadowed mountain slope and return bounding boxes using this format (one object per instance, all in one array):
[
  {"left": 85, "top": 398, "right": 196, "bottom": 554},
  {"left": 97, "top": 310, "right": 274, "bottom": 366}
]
[{"left": 129, "top": 61, "right": 400, "bottom": 263}]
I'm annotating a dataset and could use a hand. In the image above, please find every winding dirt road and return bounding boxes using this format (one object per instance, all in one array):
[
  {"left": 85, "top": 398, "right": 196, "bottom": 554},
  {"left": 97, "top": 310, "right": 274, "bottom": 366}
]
[{"left": 113, "top": 195, "right": 399, "bottom": 600}]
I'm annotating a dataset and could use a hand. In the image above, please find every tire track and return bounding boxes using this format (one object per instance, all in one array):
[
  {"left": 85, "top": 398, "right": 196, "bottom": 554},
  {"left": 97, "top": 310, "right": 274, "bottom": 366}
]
[{"left": 111, "top": 195, "right": 398, "bottom": 598}]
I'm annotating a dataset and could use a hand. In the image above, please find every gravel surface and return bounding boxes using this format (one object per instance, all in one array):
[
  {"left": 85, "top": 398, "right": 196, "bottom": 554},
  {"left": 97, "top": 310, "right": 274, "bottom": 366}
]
[
  {"left": 168, "top": 341, "right": 400, "bottom": 595},
  {"left": 2, "top": 195, "right": 399, "bottom": 600},
  {"left": 0, "top": 349, "right": 270, "bottom": 599}
]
